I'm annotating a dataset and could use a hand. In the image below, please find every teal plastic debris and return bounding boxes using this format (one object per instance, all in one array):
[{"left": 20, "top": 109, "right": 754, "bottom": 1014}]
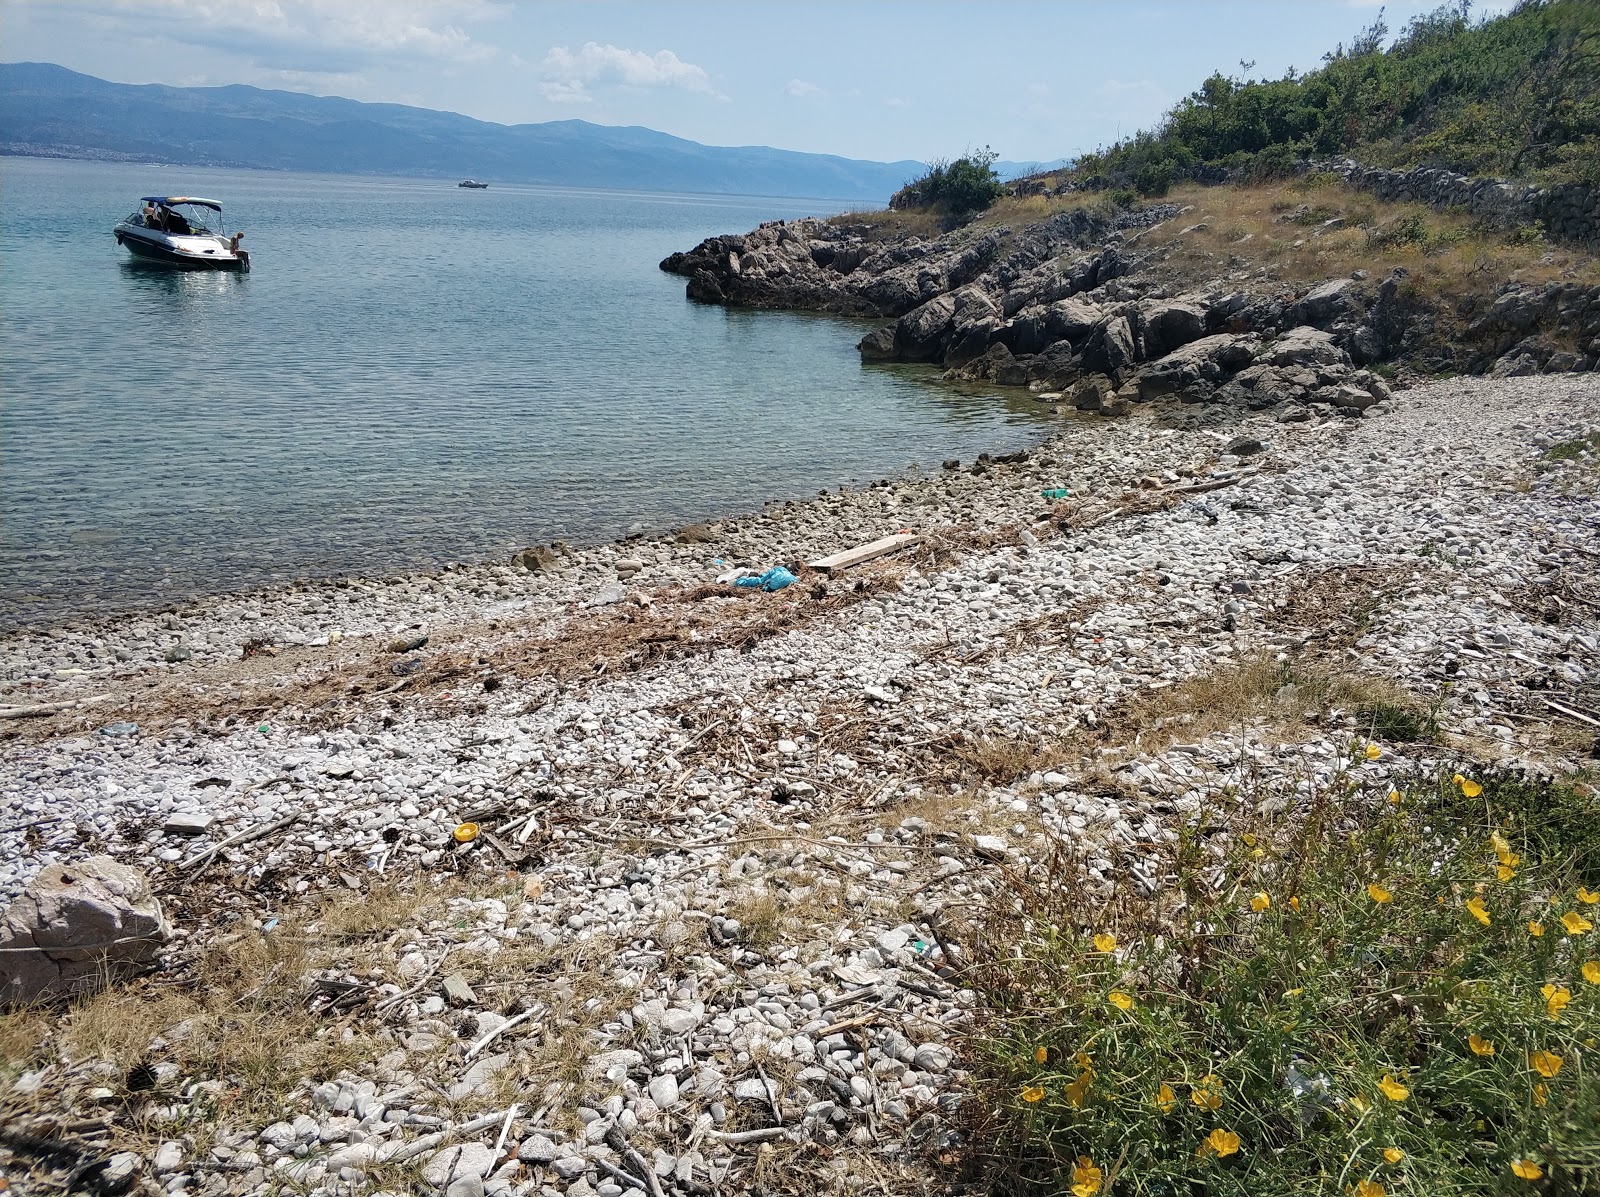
[
  {"left": 735, "top": 566, "right": 798, "bottom": 592},
  {"left": 1041, "top": 488, "right": 1071, "bottom": 500}
]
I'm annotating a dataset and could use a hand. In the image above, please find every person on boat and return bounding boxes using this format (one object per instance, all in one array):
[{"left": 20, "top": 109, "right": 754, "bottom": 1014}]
[{"left": 143, "top": 202, "right": 161, "bottom": 228}]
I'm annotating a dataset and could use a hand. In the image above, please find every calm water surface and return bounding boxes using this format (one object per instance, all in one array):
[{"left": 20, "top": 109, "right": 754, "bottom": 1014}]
[{"left": 0, "top": 158, "right": 1052, "bottom": 629}]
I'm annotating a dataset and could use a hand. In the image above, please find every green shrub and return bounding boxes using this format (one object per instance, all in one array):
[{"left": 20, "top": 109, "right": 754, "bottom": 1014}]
[
  {"left": 1060, "top": 1, "right": 1600, "bottom": 190},
  {"left": 1367, "top": 213, "right": 1430, "bottom": 248},
  {"left": 1134, "top": 159, "right": 1177, "bottom": 197},
  {"left": 896, "top": 147, "right": 1005, "bottom": 218},
  {"left": 974, "top": 758, "right": 1600, "bottom": 1196}
]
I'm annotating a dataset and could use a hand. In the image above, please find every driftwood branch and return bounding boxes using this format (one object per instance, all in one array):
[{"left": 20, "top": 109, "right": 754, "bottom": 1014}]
[{"left": 0, "top": 694, "right": 111, "bottom": 720}]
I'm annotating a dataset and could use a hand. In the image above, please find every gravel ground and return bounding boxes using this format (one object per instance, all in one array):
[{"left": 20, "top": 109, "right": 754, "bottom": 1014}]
[{"left": 1, "top": 373, "right": 1597, "bottom": 1197}]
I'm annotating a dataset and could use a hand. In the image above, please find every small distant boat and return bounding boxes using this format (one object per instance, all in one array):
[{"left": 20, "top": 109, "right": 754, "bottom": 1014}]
[
  {"left": 114, "top": 197, "right": 249, "bottom": 271},
  {"left": 458, "top": 179, "right": 489, "bottom": 189}
]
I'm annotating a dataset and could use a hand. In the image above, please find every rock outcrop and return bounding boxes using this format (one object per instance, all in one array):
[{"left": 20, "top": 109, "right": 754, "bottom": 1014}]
[
  {"left": 0, "top": 857, "right": 172, "bottom": 1006},
  {"left": 663, "top": 198, "right": 1600, "bottom": 422}
]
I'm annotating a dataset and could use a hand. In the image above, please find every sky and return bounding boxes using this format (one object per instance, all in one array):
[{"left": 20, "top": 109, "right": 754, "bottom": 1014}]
[{"left": 0, "top": 0, "right": 1518, "bottom": 166}]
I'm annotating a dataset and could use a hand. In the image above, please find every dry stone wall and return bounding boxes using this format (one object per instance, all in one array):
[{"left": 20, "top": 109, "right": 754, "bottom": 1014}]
[{"left": 1314, "top": 158, "right": 1600, "bottom": 250}]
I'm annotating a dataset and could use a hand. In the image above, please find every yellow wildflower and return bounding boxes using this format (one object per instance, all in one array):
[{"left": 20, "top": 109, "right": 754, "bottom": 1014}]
[
  {"left": 1383, "top": 1147, "right": 1405, "bottom": 1164},
  {"left": 1206, "top": 1128, "right": 1241, "bottom": 1158},
  {"left": 1377, "top": 1073, "right": 1409, "bottom": 1102},
  {"left": 1092, "top": 932, "right": 1117, "bottom": 953},
  {"left": 1497, "top": 863, "right": 1517, "bottom": 881},
  {"left": 1156, "top": 1082, "right": 1176, "bottom": 1113},
  {"left": 1289, "top": 895, "right": 1301, "bottom": 912},
  {"left": 1530, "top": 920, "right": 1545, "bottom": 937},
  {"left": 1542, "top": 984, "right": 1572, "bottom": 1020},
  {"left": 1582, "top": 960, "right": 1600, "bottom": 985},
  {"left": 1034, "top": 1045, "right": 1048, "bottom": 1064},
  {"left": 1368, "top": 882, "right": 1393, "bottom": 904},
  {"left": 1578, "top": 887, "right": 1599, "bottom": 905},
  {"left": 1242, "top": 833, "right": 1256, "bottom": 847},
  {"left": 1070, "top": 1157, "right": 1103, "bottom": 1197},
  {"left": 1531, "top": 1049, "right": 1563, "bottom": 1078},
  {"left": 1065, "top": 1070, "right": 1092, "bottom": 1108},
  {"left": 1349, "top": 1095, "right": 1369, "bottom": 1113},
  {"left": 1021, "top": 1084, "right": 1044, "bottom": 1103},
  {"left": 1469, "top": 1033, "right": 1496, "bottom": 1057},
  {"left": 1465, "top": 897, "right": 1491, "bottom": 925},
  {"left": 1365, "top": 744, "right": 1382, "bottom": 760},
  {"left": 1533, "top": 1081, "right": 1549, "bottom": 1107},
  {"left": 1192, "top": 1073, "right": 1223, "bottom": 1110},
  {"left": 1453, "top": 773, "right": 1483, "bottom": 798},
  {"left": 1356, "top": 1181, "right": 1388, "bottom": 1197},
  {"left": 1490, "top": 831, "right": 1519, "bottom": 867},
  {"left": 1251, "top": 891, "right": 1271, "bottom": 913},
  {"left": 1076, "top": 1051, "right": 1093, "bottom": 1070},
  {"left": 1563, "top": 910, "right": 1595, "bottom": 935},
  {"left": 1511, "top": 1160, "right": 1543, "bottom": 1181},
  {"left": 1108, "top": 990, "right": 1135, "bottom": 1011},
  {"left": 1387, "top": 788, "right": 1402, "bottom": 806}
]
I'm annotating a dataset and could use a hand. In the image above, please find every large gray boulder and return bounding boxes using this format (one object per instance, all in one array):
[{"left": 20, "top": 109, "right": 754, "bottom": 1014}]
[
  {"left": 1045, "top": 297, "right": 1104, "bottom": 345},
  {"left": 1283, "top": 278, "right": 1361, "bottom": 330},
  {"left": 1, "top": 857, "right": 172, "bottom": 1006},
  {"left": 1138, "top": 300, "right": 1209, "bottom": 358},
  {"left": 1082, "top": 314, "right": 1136, "bottom": 379},
  {"left": 894, "top": 293, "right": 959, "bottom": 361},
  {"left": 1136, "top": 333, "right": 1258, "bottom": 400},
  {"left": 1260, "top": 326, "right": 1349, "bottom": 368}
]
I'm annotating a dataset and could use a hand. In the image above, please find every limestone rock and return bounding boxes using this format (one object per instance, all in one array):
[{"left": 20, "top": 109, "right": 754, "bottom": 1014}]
[
  {"left": 0, "top": 857, "right": 172, "bottom": 1006},
  {"left": 513, "top": 545, "right": 562, "bottom": 573},
  {"left": 1260, "top": 326, "right": 1349, "bottom": 369},
  {"left": 1283, "top": 277, "right": 1361, "bottom": 330}
]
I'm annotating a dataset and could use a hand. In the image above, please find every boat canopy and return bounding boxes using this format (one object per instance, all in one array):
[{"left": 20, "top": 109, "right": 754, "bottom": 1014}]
[{"left": 140, "top": 196, "right": 223, "bottom": 210}]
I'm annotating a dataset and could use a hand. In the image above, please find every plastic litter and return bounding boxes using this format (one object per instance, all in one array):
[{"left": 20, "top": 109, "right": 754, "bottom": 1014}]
[
  {"left": 1041, "top": 487, "right": 1071, "bottom": 500},
  {"left": 99, "top": 721, "right": 138, "bottom": 738},
  {"left": 453, "top": 822, "right": 479, "bottom": 844},
  {"left": 735, "top": 566, "right": 798, "bottom": 592},
  {"left": 583, "top": 581, "right": 626, "bottom": 608}
]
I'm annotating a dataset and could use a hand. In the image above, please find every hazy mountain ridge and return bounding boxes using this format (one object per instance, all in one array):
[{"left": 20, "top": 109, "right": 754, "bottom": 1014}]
[{"left": 0, "top": 62, "right": 1055, "bottom": 200}]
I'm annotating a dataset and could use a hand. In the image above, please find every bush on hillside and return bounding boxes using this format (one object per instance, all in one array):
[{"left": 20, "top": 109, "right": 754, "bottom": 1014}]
[
  {"left": 892, "top": 148, "right": 1006, "bottom": 218},
  {"left": 1074, "top": 0, "right": 1600, "bottom": 189}
]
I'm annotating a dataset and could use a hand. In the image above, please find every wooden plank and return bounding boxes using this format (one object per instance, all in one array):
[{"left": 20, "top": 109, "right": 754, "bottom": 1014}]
[{"left": 808, "top": 532, "right": 922, "bottom": 574}]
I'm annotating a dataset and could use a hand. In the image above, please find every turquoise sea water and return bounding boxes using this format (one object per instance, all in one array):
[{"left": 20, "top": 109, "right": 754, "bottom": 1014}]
[{"left": 0, "top": 158, "right": 1049, "bottom": 630}]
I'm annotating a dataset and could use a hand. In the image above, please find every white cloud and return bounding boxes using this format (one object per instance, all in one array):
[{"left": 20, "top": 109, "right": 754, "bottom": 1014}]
[
  {"left": 885, "top": 96, "right": 910, "bottom": 109},
  {"left": 536, "top": 42, "right": 721, "bottom": 104},
  {"left": 786, "top": 77, "right": 824, "bottom": 98},
  {"left": 15, "top": 0, "right": 504, "bottom": 72}
]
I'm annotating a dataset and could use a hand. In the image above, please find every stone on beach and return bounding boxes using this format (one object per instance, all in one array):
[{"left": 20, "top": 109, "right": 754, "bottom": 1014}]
[{"left": 0, "top": 857, "right": 171, "bottom": 1006}]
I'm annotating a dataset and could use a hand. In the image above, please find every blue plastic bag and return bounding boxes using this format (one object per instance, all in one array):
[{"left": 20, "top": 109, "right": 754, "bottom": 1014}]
[{"left": 734, "top": 566, "right": 798, "bottom": 592}]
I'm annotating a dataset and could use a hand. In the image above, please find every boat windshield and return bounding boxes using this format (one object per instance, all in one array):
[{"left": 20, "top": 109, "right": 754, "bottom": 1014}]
[{"left": 131, "top": 201, "right": 223, "bottom": 236}]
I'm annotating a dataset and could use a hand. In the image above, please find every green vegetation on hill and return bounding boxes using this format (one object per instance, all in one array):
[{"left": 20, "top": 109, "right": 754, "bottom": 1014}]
[
  {"left": 891, "top": 147, "right": 1007, "bottom": 219},
  {"left": 1076, "top": 0, "right": 1600, "bottom": 194}
]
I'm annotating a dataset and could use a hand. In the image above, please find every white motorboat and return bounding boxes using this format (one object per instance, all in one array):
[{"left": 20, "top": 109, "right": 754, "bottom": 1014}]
[{"left": 114, "top": 197, "right": 250, "bottom": 271}]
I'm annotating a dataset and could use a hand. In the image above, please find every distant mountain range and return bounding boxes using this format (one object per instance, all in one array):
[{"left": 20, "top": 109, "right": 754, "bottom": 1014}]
[{"left": 0, "top": 62, "right": 1066, "bottom": 202}]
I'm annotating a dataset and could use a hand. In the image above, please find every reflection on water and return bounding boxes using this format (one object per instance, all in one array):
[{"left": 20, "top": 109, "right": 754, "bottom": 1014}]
[{"left": 2, "top": 157, "right": 1056, "bottom": 628}]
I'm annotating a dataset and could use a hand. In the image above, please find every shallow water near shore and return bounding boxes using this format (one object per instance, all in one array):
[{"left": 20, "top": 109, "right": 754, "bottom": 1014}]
[{"left": 0, "top": 158, "right": 1051, "bottom": 630}]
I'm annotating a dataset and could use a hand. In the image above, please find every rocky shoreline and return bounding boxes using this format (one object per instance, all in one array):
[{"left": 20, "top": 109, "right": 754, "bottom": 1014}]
[
  {"left": 2, "top": 368, "right": 1597, "bottom": 1196},
  {"left": 660, "top": 201, "right": 1600, "bottom": 422}
]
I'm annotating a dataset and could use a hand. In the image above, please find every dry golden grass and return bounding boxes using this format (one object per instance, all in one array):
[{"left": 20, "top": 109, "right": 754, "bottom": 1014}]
[
  {"left": 1123, "top": 654, "right": 1429, "bottom": 752},
  {"left": 1132, "top": 177, "right": 1599, "bottom": 294},
  {"left": 1, "top": 922, "right": 381, "bottom": 1155},
  {"left": 834, "top": 175, "right": 1598, "bottom": 302},
  {"left": 946, "top": 731, "right": 1071, "bottom": 786}
]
